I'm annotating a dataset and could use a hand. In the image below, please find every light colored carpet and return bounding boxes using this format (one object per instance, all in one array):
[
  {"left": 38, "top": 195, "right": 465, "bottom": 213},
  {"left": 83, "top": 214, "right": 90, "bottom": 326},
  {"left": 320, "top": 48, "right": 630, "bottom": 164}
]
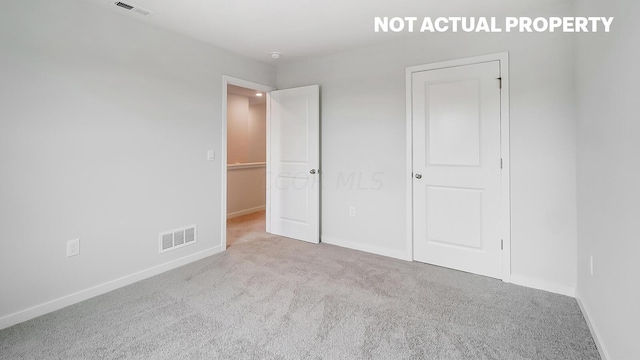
[{"left": 0, "top": 214, "right": 599, "bottom": 359}]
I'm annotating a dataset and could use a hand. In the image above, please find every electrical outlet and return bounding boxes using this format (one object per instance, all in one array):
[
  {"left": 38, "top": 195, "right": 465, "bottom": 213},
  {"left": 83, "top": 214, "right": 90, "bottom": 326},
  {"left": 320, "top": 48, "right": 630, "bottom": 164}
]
[
  {"left": 67, "top": 239, "right": 80, "bottom": 257},
  {"left": 590, "top": 255, "right": 594, "bottom": 275},
  {"left": 349, "top": 206, "right": 356, "bottom": 217}
]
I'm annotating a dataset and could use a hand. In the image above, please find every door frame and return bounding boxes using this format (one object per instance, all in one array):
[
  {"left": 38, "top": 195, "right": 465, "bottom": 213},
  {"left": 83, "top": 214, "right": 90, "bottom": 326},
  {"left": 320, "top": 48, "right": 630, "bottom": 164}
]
[
  {"left": 221, "top": 76, "right": 275, "bottom": 251},
  {"left": 405, "top": 52, "right": 511, "bottom": 282}
]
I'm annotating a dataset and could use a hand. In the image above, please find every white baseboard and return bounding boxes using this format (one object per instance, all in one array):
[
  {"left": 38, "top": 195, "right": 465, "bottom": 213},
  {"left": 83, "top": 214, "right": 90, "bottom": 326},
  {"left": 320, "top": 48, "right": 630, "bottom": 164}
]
[
  {"left": 227, "top": 205, "right": 265, "bottom": 219},
  {"left": 508, "top": 274, "right": 576, "bottom": 297},
  {"left": 575, "top": 291, "right": 610, "bottom": 360},
  {"left": 321, "top": 236, "right": 412, "bottom": 261},
  {"left": 0, "top": 245, "right": 222, "bottom": 330},
  {"left": 322, "top": 236, "right": 576, "bottom": 299}
]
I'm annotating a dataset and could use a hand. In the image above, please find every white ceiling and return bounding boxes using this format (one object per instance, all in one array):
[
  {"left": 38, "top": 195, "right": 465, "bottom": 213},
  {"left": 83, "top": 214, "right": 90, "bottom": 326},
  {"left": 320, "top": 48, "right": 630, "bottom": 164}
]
[{"left": 86, "top": 0, "right": 564, "bottom": 64}]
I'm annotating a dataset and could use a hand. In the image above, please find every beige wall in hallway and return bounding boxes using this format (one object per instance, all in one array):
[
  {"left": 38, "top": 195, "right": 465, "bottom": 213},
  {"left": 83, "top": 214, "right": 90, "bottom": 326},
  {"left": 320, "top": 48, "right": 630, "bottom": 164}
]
[
  {"left": 227, "top": 94, "right": 250, "bottom": 165},
  {"left": 248, "top": 103, "right": 267, "bottom": 163},
  {"left": 227, "top": 94, "right": 266, "bottom": 164}
]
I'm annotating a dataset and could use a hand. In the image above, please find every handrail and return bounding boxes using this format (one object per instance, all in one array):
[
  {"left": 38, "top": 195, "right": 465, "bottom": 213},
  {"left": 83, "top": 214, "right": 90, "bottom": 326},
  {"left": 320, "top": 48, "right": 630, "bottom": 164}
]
[{"left": 227, "top": 162, "right": 266, "bottom": 170}]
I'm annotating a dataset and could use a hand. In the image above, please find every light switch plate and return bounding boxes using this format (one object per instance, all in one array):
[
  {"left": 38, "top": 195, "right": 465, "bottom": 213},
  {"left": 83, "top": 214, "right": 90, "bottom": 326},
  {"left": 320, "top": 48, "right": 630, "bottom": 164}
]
[{"left": 207, "top": 150, "right": 215, "bottom": 161}]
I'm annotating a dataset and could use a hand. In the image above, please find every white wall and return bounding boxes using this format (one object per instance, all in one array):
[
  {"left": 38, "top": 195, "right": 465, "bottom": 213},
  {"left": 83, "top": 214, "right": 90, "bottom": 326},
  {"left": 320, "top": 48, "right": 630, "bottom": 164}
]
[
  {"left": 575, "top": 0, "right": 640, "bottom": 359},
  {"left": 0, "top": 0, "right": 275, "bottom": 327},
  {"left": 277, "top": 3, "right": 577, "bottom": 293}
]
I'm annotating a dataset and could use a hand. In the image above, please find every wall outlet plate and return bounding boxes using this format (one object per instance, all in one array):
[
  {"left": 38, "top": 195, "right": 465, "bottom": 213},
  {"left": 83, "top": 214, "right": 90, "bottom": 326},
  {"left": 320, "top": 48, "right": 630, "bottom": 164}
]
[{"left": 67, "top": 239, "right": 80, "bottom": 257}]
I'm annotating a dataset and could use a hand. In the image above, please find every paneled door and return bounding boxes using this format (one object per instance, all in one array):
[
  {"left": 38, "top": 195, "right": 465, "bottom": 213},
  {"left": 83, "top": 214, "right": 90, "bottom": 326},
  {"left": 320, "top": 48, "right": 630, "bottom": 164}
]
[
  {"left": 268, "top": 85, "right": 320, "bottom": 243},
  {"left": 412, "top": 61, "right": 502, "bottom": 278}
]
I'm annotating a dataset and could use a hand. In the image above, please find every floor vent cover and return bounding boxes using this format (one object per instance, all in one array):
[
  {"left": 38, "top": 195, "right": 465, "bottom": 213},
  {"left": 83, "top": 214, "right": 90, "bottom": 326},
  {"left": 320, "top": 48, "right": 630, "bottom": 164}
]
[{"left": 159, "top": 224, "right": 197, "bottom": 253}]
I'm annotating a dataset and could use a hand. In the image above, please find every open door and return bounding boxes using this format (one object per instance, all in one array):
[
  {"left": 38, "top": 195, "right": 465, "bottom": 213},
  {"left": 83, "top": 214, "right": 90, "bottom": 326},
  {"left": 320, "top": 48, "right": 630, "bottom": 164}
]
[{"left": 268, "top": 85, "right": 320, "bottom": 244}]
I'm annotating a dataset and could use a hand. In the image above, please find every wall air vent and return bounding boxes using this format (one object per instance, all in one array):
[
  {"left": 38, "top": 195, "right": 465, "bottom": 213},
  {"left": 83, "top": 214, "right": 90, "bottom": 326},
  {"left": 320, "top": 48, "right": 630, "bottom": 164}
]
[
  {"left": 159, "top": 224, "right": 197, "bottom": 253},
  {"left": 114, "top": 1, "right": 151, "bottom": 16}
]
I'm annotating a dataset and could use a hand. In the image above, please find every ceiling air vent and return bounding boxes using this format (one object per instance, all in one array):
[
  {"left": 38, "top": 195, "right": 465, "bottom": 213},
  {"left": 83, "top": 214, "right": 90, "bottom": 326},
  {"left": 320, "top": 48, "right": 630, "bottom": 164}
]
[
  {"left": 115, "top": 2, "right": 133, "bottom": 10},
  {"left": 114, "top": 1, "right": 150, "bottom": 16}
]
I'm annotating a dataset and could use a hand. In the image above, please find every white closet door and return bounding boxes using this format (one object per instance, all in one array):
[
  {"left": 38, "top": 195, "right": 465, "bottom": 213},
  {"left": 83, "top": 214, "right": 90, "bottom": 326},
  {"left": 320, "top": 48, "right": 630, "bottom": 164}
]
[{"left": 412, "top": 61, "right": 502, "bottom": 278}]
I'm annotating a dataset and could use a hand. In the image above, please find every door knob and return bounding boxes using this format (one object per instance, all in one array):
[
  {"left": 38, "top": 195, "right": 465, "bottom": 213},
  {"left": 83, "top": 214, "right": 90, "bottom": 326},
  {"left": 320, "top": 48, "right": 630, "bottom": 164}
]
[
  {"left": 310, "top": 169, "right": 317, "bottom": 174},
  {"left": 415, "top": 173, "right": 422, "bottom": 179}
]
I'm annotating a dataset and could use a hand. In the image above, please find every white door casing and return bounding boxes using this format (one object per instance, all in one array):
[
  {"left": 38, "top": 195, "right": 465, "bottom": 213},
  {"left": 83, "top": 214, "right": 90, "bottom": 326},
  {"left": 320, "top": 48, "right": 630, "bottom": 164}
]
[
  {"left": 411, "top": 60, "right": 505, "bottom": 279},
  {"left": 268, "top": 85, "right": 320, "bottom": 243}
]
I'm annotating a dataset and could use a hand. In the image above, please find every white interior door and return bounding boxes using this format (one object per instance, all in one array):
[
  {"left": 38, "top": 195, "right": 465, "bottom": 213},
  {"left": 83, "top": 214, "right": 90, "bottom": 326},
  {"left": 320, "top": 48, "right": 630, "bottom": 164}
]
[
  {"left": 412, "top": 61, "right": 502, "bottom": 278},
  {"left": 268, "top": 85, "right": 320, "bottom": 243}
]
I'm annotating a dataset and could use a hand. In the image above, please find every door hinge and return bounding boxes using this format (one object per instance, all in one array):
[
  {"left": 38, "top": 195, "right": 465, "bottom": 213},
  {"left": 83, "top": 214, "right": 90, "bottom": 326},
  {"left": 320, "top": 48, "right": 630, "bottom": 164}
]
[
  {"left": 500, "top": 158, "right": 503, "bottom": 169},
  {"left": 497, "top": 77, "right": 502, "bottom": 89},
  {"left": 501, "top": 239, "right": 504, "bottom": 250}
]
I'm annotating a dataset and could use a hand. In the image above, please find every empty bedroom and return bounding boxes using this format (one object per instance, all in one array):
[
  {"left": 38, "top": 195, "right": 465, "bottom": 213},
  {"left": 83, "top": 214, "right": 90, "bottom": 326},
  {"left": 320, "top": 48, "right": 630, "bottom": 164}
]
[{"left": 0, "top": 0, "right": 637, "bottom": 359}]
